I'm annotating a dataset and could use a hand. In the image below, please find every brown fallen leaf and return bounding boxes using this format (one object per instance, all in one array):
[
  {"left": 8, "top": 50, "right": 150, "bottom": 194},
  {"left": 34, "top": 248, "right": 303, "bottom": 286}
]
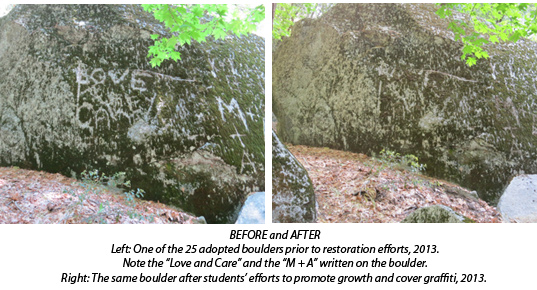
[
  {"left": 0, "top": 166, "right": 201, "bottom": 224},
  {"left": 9, "top": 192, "right": 21, "bottom": 201}
]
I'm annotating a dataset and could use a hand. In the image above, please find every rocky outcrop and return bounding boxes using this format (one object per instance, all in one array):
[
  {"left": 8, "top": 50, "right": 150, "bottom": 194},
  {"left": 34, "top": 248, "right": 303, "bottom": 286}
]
[
  {"left": 272, "top": 131, "right": 316, "bottom": 223},
  {"left": 235, "top": 192, "right": 265, "bottom": 224},
  {"left": 401, "top": 205, "right": 473, "bottom": 223},
  {"left": 498, "top": 175, "right": 537, "bottom": 222},
  {"left": 273, "top": 3, "right": 537, "bottom": 204},
  {"left": 0, "top": 5, "right": 265, "bottom": 223}
]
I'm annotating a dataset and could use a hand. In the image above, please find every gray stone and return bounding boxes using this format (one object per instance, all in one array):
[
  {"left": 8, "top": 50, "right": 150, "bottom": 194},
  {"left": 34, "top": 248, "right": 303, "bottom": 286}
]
[
  {"left": 192, "top": 216, "right": 207, "bottom": 224},
  {"left": 273, "top": 3, "right": 537, "bottom": 204},
  {"left": 235, "top": 192, "right": 265, "bottom": 224},
  {"left": 0, "top": 5, "right": 265, "bottom": 223},
  {"left": 498, "top": 175, "right": 537, "bottom": 222},
  {"left": 272, "top": 131, "right": 316, "bottom": 223},
  {"left": 401, "top": 205, "right": 473, "bottom": 223}
]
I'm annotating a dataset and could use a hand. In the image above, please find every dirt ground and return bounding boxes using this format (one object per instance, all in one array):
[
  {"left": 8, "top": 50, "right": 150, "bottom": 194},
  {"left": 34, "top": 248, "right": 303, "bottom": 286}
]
[
  {"left": 0, "top": 167, "right": 202, "bottom": 224},
  {"left": 287, "top": 144, "right": 501, "bottom": 223}
]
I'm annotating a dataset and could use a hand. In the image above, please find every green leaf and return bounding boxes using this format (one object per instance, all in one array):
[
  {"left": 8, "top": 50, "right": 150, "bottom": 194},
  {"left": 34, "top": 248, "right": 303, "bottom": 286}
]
[
  {"left": 436, "top": 3, "right": 537, "bottom": 67},
  {"left": 213, "top": 28, "right": 227, "bottom": 40},
  {"left": 144, "top": 4, "right": 264, "bottom": 67},
  {"left": 508, "top": 31, "right": 523, "bottom": 42},
  {"left": 466, "top": 57, "right": 477, "bottom": 67}
]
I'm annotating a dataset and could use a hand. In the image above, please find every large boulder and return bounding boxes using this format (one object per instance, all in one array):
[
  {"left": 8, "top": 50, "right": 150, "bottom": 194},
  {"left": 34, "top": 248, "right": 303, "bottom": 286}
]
[
  {"left": 273, "top": 3, "right": 537, "bottom": 204},
  {"left": 272, "top": 131, "right": 316, "bottom": 223},
  {"left": 401, "top": 205, "right": 473, "bottom": 223},
  {"left": 0, "top": 5, "right": 265, "bottom": 223},
  {"left": 498, "top": 175, "right": 537, "bottom": 222}
]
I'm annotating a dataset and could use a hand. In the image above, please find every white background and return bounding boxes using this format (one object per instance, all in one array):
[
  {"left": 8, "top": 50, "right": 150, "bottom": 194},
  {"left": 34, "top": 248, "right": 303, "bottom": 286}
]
[{"left": 2, "top": 224, "right": 536, "bottom": 289}]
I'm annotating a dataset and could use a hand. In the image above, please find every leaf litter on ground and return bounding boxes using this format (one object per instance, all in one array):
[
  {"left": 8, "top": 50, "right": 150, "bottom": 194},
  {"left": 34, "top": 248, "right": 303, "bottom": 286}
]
[
  {"left": 0, "top": 167, "right": 201, "bottom": 224},
  {"left": 287, "top": 144, "right": 501, "bottom": 223}
]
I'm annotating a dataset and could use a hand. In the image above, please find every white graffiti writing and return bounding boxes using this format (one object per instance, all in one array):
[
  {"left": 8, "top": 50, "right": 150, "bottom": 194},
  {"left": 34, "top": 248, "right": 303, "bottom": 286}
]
[
  {"left": 216, "top": 96, "right": 249, "bottom": 131},
  {"left": 74, "top": 64, "right": 196, "bottom": 133}
]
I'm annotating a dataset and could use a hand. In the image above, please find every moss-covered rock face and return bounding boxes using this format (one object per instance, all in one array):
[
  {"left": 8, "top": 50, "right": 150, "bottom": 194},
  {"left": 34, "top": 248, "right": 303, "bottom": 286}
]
[
  {"left": 272, "top": 131, "right": 316, "bottom": 223},
  {"left": 0, "top": 5, "right": 265, "bottom": 223},
  {"left": 273, "top": 3, "right": 537, "bottom": 204},
  {"left": 401, "top": 205, "right": 474, "bottom": 223}
]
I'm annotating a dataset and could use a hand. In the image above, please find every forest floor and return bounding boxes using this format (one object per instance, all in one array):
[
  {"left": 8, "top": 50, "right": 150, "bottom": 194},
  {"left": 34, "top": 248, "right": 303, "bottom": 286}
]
[
  {"left": 287, "top": 144, "right": 502, "bottom": 223},
  {"left": 0, "top": 167, "right": 202, "bottom": 224}
]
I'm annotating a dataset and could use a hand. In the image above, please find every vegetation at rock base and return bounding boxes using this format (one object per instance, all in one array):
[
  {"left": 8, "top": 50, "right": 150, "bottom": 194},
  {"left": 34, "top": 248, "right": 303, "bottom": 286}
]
[
  {"left": 71, "top": 170, "right": 147, "bottom": 220},
  {"left": 286, "top": 144, "right": 501, "bottom": 223},
  {"left": 376, "top": 149, "right": 427, "bottom": 173},
  {"left": 436, "top": 3, "right": 537, "bottom": 66},
  {"left": 0, "top": 167, "right": 202, "bottom": 224},
  {"left": 142, "top": 4, "right": 264, "bottom": 67}
]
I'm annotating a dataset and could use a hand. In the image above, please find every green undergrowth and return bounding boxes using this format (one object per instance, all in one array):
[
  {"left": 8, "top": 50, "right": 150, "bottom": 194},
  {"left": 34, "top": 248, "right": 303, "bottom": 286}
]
[
  {"left": 62, "top": 169, "right": 151, "bottom": 223},
  {"left": 375, "top": 149, "right": 427, "bottom": 173}
]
